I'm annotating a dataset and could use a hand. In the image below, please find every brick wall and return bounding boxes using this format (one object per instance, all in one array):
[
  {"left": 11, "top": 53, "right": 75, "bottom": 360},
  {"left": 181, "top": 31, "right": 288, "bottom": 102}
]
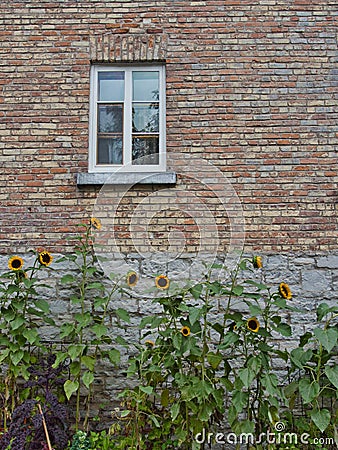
[{"left": 0, "top": 0, "right": 337, "bottom": 255}]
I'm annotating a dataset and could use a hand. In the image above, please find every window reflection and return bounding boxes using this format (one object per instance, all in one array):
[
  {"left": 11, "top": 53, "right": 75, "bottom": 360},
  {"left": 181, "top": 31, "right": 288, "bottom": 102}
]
[{"left": 132, "top": 137, "right": 159, "bottom": 165}]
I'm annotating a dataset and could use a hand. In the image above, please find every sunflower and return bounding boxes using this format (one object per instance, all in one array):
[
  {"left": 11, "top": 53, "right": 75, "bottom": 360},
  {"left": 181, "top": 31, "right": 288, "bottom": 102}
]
[
  {"left": 247, "top": 317, "right": 260, "bottom": 333},
  {"left": 180, "top": 326, "right": 191, "bottom": 337},
  {"left": 252, "top": 256, "right": 263, "bottom": 269},
  {"left": 126, "top": 271, "right": 138, "bottom": 287},
  {"left": 8, "top": 256, "right": 24, "bottom": 271},
  {"left": 38, "top": 251, "right": 53, "bottom": 267},
  {"left": 155, "top": 275, "right": 170, "bottom": 290},
  {"left": 145, "top": 340, "right": 155, "bottom": 348},
  {"left": 90, "top": 217, "right": 102, "bottom": 230},
  {"left": 279, "top": 282, "right": 292, "bottom": 300}
]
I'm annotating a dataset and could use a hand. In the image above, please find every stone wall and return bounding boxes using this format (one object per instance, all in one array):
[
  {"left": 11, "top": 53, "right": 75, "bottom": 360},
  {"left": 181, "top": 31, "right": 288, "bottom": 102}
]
[{"left": 1, "top": 251, "right": 336, "bottom": 424}]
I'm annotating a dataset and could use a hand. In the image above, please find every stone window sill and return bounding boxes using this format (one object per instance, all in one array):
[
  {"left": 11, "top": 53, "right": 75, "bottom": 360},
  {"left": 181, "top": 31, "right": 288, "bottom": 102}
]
[{"left": 77, "top": 172, "right": 177, "bottom": 186}]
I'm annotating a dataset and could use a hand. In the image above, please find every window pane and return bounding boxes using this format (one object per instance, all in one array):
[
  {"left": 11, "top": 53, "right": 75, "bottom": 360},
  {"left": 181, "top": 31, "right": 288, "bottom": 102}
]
[
  {"left": 132, "top": 136, "right": 159, "bottom": 165},
  {"left": 132, "top": 71, "right": 159, "bottom": 101},
  {"left": 98, "top": 137, "right": 123, "bottom": 164},
  {"left": 98, "top": 72, "right": 124, "bottom": 102},
  {"left": 98, "top": 105, "right": 123, "bottom": 133},
  {"left": 132, "top": 103, "right": 159, "bottom": 133}
]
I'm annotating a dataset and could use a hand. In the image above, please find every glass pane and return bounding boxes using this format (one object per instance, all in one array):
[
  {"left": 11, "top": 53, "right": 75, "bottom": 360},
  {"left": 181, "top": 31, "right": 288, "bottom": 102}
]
[
  {"left": 98, "top": 137, "right": 123, "bottom": 164},
  {"left": 98, "top": 105, "right": 123, "bottom": 133},
  {"left": 98, "top": 72, "right": 124, "bottom": 102},
  {"left": 132, "top": 103, "right": 159, "bottom": 133},
  {"left": 132, "top": 71, "right": 159, "bottom": 101},
  {"left": 132, "top": 136, "right": 159, "bottom": 165}
]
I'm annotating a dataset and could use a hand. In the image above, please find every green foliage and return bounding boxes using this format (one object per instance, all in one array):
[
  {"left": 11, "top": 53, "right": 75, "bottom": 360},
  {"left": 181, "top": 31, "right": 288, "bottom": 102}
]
[
  {"left": 0, "top": 251, "right": 55, "bottom": 430},
  {"left": 52, "top": 221, "right": 124, "bottom": 431},
  {"left": 284, "top": 302, "right": 338, "bottom": 439},
  {"left": 1, "top": 234, "right": 337, "bottom": 449}
]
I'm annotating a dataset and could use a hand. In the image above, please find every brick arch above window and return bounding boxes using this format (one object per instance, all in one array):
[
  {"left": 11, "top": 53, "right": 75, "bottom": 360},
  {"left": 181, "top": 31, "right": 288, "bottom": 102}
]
[{"left": 89, "top": 32, "right": 168, "bottom": 63}]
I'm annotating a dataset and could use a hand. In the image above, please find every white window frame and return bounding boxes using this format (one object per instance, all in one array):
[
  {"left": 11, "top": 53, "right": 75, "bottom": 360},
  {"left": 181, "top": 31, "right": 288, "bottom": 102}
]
[{"left": 89, "top": 64, "right": 166, "bottom": 173}]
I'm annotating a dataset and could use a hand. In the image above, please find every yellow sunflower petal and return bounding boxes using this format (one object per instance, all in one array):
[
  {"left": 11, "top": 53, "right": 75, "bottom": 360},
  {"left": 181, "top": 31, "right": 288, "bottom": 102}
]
[
  {"left": 38, "top": 251, "right": 53, "bottom": 267},
  {"left": 180, "top": 326, "right": 191, "bottom": 337},
  {"left": 155, "top": 275, "right": 170, "bottom": 290},
  {"left": 252, "top": 256, "right": 263, "bottom": 269},
  {"left": 247, "top": 317, "right": 260, "bottom": 333},
  {"left": 279, "top": 282, "right": 292, "bottom": 300},
  {"left": 8, "top": 256, "right": 24, "bottom": 271},
  {"left": 126, "top": 271, "right": 138, "bottom": 287},
  {"left": 90, "top": 217, "right": 102, "bottom": 230}
]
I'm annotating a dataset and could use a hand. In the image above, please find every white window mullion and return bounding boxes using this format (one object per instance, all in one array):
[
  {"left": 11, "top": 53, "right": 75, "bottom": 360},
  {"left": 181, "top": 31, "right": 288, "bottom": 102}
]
[
  {"left": 159, "top": 66, "right": 166, "bottom": 171},
  {"left": 124, "top": 69, "right": 132, "bottom": 168}
]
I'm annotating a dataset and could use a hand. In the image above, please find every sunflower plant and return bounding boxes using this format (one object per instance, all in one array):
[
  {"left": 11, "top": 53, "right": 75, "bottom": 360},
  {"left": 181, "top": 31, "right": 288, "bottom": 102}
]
[
  {"left": 52, "top": 218, "right": 128, "bottom": 431},
  {"left": 111, "top": 257, "right": 298, "bottom": 448},
  {"left": 0, "top": 251, "right": 55, "bottom": 430},
  {"left": 284, "top": 302, "right": 338, "bottom": 439}
]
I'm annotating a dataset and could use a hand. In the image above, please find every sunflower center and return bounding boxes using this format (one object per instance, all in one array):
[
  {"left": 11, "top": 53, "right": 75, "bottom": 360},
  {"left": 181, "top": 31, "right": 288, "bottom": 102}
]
[
  {"left": 42, "top": 254, "right": 51, "bottom": 263},
  {"left": 128, "top": 274, "right": 137, "bottom": 285},
  {"left": 12, "top": 259, "right": 22, "bottom": 269},
  {"left": 158, "top": 277, "right": 168, "bottom": 287},
  {"left": 248, "top": 320, "right": 257, "bottom": 330}
]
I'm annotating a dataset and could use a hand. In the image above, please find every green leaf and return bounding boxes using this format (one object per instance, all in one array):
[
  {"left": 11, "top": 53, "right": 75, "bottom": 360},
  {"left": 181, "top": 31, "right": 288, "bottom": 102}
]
[
  {"left": 82, "top": 371, "right": 95, "bottom": 389},
  {"left": 299, "top": 378, "right": 320, "bottom": 404},
  {"left": 34, "top": 299, "right": 50, "bottom": 314},
  {"left": 10, "top": 316, "right": 25, "bottom": 330},
  {"left": 313, "top": 327, "right": 337, "bottom": 353},
  {"left": 116, "top": 308, "right": 130, "bottom": 323},
  {"left": 171, "top": 403, "right": 180, "bottom": 421},
  {"left": 61, "top": 274, "right": 75, "bottom": 284},
  {"left": 82, "top": 356, "right": 95, "bottom": 371},
  {"left": 248, "top": 304, "right": 262, "bottom": 316},
  {"left": 188, "top": 307, "right": 201, "bottom": 326},
  {"left": 52, "top": 352, "right": 67, "bottom": 368},
  {"left": 218, "top": 332, "right": 239, "bottom": 349},
  {"left": 311, "top": 408, "right": 331, "bottom": 433},
  {"left": 190, "top": 284, "right": 203, "bottom": 300},
  {"left": 198, "top": 403, "right": 213, "bottom": 422},
  {"left": 92, "top": 323, "right": 108, "bottom": 339},
  {"left": 108, "top": 349, "right": 120, "bottom": 365},
  {"left": 261, "top": 373, "right": 279, "bottom": 396},
  {"left": 317, "top": 303, "right": 331, "bottom": 321},
  {"left": 22, "top": 328, "right": 39, "bottom": 345},
  {"left": 276, "top": 323, "right": 292, "bottom": 337},
  {"left": 7, "top": 285, "right": 20, "bottom": 295},
  {"left": 247, "top": 356, "right": 262, "bottom": 374},
  {"left": 232, "top": 285, "right": 244, "bottom": 296},
  {"left": 290, "top": 348, "right": 313, "bottom": 369},
  {"left": 239, "top": 368, "right": 256, "bottom": 388},
  {"left": 115, "top": 336, "right": 128, "bottom": 346},
  {"left": 161, "top": 389, "right": 170, "bottom": 407},
  {"left": 60, "top": 323, "right": 75, "bottom": 339},
  {"left": 299, "top": 332, "right": 312, "bottom": 347},
  {"left": 140, "top": 385, "right": 153, "bottom": 395},
  {"left": 325, "top": 365, "right": 338, "bottom": 389},
  {"left": 232, "top": 390, "right": 248, "bottom": 414},
  {"left": 86, "top": 282, "right": 104, "bottom": 290},
  {"left": 64, "top": 380, "right": 79, "bottom": 400},
  {"left": 68, "top": 344, "right": 84, "bottom": 361},
  {"left": 207, "top": 352, "right": 223, "bottom": 370},
  {"left": 11, "top": 350, "right": 24, "bottom": 366}
]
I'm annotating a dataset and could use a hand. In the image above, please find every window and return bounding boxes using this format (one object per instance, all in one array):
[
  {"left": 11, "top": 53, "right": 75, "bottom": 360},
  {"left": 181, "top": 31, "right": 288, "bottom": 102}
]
[{"left": 89, "top": 65, "right": 166, "bottom": 173}]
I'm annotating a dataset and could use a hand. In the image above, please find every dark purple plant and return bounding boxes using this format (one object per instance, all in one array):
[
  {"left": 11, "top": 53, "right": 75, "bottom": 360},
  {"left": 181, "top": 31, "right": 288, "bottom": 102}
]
[{"left": 0, "top": 353, "right": 70, "bottom": 450}]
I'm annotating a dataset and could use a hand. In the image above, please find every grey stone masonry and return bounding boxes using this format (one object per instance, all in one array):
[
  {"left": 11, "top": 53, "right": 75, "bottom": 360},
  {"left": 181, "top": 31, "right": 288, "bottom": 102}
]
[{"left": 0, "top": 251, "right": 337, "bottom": 424}]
